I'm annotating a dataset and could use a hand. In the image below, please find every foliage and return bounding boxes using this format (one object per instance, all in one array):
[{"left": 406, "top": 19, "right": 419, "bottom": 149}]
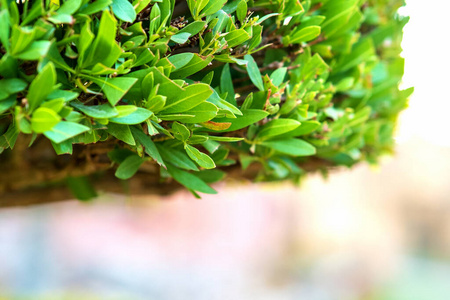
[{"left": 0, "top": 0, "right": 412, "bottom": 198}]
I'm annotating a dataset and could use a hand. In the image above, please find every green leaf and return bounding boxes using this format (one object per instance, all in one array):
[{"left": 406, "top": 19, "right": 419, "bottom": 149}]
[
  {"left": 213, "top": 109, "right": 269, "bottom": 132},
  {"left": 31, "top": 107, "right": 61, "bottom": 133},
  {"left": 276, "top": 121, "right": 321, "bottom": 139},
  {"left": 255, "top": 13, "right": 279, "bottom": 25},
  {"left": 207, "top": 136, "right": 244, "bottom": 142},
  {"left": 244, "top": 54, "right": 264, "bottom": 91},
  {"left": 47, "top": 42, "right": 75, "bottom": 73},
  {"left": 202, "top": 139, "right": 220, "bottom": 153},
  {"left": 212, "top": 10, "right": 231, "bottom": 34},
  {"left": 195, "top": 169, "right": 226, "bottom": 183},
  {"left": 283, "top": 0, "right": 304, "bottom": 16},
  {"left": 115, "top": 154, "right": 145, "bottom": 179},
  {"left": 47, "top": 14, "right": 74, "bottom": 24},
  {"left": 335, "top": 38, "right": 375, "bottom": 73},
  {"left": 170, "top": 54, "right": 213, "bottom": 79},
  {"left": 162, "top": 83, "right": 213, "bottom": 113},
  {"left": 79, "top": 0, "right": 112, "bottom": 14},
  {"left": 321, "top": 0, "right": 359, "bottom": 38},
  {"left": 157, "top": 145, "right": 199, "bottom": 171},
  {"left": 65, "top": 111, "right": 84, "bottom": 123},
  {"left": 299, "top": 15, "right": 326, "bottom": 28},
  {"left": 171, "top": 21, "right": 206, "bottom": 43},
  {"left": 106, "top": 123, "right": 135, "bottom": 145},
  {"left": 171, "top": 122, "right": 190, "bottom": 142},
  {"left": 133, "top": 48, "right": 156, "bottom": 67},
  {"left": 335, "top": 77, "right": 355, "bottom": 92},
  {"left": 170, "top": 32, "right": 191, "bottom": 44},
  {"left": 261, "top": 138, "right": 316, "bottom": 156},
  {"left": 0, "top": 54, "right": 18, "bottom": 78},
  {"left": 158, "top": 0, "right": 173, "bottom": 24},
  {"left": 130, "top": 126, "right": 165, "bottom": 167},
  {"left": 224, "top": 28, "right": 251, "bottom": 48},
  {"left": 207, "top": 90, "right": 242, "bottom": 116},
  {"left": 44, "top": 121, "right": 90, "bottom": 143},
  {"left": 256, "top": 119, "right": 301, "bottom": 140},
  {"left": 0, "top": 97, "right": 15, "bottom": 114},
  {"left": 1, "top": 124, "right": 19, "bottom": 149},
  {"left": 17, "top": 113, "right": 32, "bottom": 134},
  {"left": 300, "top": 54, "right": 329, "bottom": 81},
  {"left": 70, "top": 101, "right": 119, "bottom": 119},
  {"left": 115, "top": 105, "right": 137, "bottom": 117},
  {"left": 82, "top": 10, "right": 121, "bottom": 68},
  {"left": 168, "top": 53, "right": 194, "bottom": 70},
  {"left": 158, "top": 113, "right": 195, "bottom": 121},
  {"left": 86, "top": 76, "right": 138, "bottom": 106},
  {"left": 187, "top": 0, "right": 209, "bottom": 18},
  {"left": 270, "top": 67, "right": 287, "bottom": 86},
  {"left": 182, "top": 102, "right": 218, "bottom": 123},
  {"left": 51, "top": 139, "right": 73, "bottom": 155},
  {"left": 185, "top": 144, "right": 215, "bottom": 169},
  {"left": 166, "top": 164, "right": 217, "bottom": 194},
  {"left": 179, "top": 20, "right": 206, "bottom": 35},
  {"left": 48, "top": 90, "right": 79, "bottom": 102},
  {"left": 248, "top": 24, "right": 262, "bottom": 52},
  {"left": 0, "top": 78, "right": 27, "bottom": 97},
  {"left": 201, "top": 71, "right": 214, "bottom": 85},
  {"left": 58, "top": 0, "right": 82, "bottom": 14},
  {"left": 15, "top": 40, "right": 51, "bottom": 60},
  {"left": 0, "top": 90, "right": 8, "bottom": 101},
  {"left": 146, "top": 94, "right": 166, "bottom": 112},
  {"left": 0, "top": 10, "right": 10, "bottom": 51},
  {"left": 134, "top": 0, "right": 152, "bottom": 14},
  {"left": 145, "top": 67, "right": 183, "bottom": 100},
  {"left": 236, "top": 0, "right": 247, "bottom": 23},
  {"left": 188, "top": 135, "right": 208, "bottom": 144},
  {"left": 20, "top": 0, "right": 44, "bottom": 25},
  {"left": 66, "top": 176, "right": 97, "bottom": 201},
  {"left": 112, "top": 0, "right": 136, "bottom": 22},
  {"left": 77, "top": 20, "right": 94, "bottom": 64},
  {"left": 220, "top": 63, "right": 236, "bottom": 105},
  {"left": 10, "top": 26, "right": 35, "bottom": 55},
  {"left": 108, "top": 148, "right": 136, "bottom": 164},
  {"left": 109, "top": 107, "right": 152, "bottom": 124},
  {"left": 201, "top": 0, "right": 227, "bottom": 16},
  {"left": 28, "top": 62, "right": 56, "bottom": 111},
  {"left": 287, "top": 26, "right": 321, "bottom": 45},
  {"left": 149, "top": 3, "right": 161, "bottom": 35}
]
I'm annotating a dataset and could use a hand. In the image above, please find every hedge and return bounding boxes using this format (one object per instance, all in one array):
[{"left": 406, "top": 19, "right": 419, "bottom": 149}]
[{"left": 0, "top": 0, "right": 412, "bottom": 200}]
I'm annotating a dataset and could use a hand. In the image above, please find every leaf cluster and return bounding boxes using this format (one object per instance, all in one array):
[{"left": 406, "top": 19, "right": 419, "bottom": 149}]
[{"left": 0, "top": 0, "right": 411, "bottom": 198}]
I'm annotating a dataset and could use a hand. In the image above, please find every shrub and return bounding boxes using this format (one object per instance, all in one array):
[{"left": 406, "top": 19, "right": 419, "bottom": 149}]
[{"left": 0, "top": 0, "right": 412, "bottom": 200}]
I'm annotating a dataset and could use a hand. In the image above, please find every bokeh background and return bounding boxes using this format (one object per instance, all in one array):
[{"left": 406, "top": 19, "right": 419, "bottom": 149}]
[{"left": 1, "top": 0, "right": 450, "bottom": 299}]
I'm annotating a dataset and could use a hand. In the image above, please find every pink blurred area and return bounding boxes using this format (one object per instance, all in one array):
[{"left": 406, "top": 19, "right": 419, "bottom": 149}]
[
  {"left": 0, "top": 139, "right": 450, "bottom": 299},
  {"left": 0, "top": 183, "right": 303, "bottom": 299}
]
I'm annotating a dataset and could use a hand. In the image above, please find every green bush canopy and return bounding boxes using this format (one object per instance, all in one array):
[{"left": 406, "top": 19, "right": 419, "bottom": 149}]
[{"left": 0, "top": 0, "right": 411, "bottom": 200}]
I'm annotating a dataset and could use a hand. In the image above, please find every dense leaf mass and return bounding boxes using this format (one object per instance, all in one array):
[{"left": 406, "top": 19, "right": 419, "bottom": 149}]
[{"left": 0, "top": 0, "right": 411, "bottom": 198}]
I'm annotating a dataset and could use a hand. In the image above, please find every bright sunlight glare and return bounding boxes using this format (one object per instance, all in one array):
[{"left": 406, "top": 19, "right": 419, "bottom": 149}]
[{"left": 397, "top": 0, "right": 450, "bottom": 147}]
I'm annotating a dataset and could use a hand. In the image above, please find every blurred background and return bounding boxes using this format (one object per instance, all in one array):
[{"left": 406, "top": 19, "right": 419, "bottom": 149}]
[{"left": 1, "top": 0, "right": 450, "bottom": 299}]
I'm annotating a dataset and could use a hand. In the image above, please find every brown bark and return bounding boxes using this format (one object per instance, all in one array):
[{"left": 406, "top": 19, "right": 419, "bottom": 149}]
[{"left": 0, "top": 135, "right": 332, "bottom": 208}]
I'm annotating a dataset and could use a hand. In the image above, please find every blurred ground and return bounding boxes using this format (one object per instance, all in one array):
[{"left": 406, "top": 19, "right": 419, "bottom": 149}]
[
  {"left": 0, "top": 136, "right": 449, "bottom": 300},
  {"left": 1, "top": 0, "right": 450, "bottom": 299}
]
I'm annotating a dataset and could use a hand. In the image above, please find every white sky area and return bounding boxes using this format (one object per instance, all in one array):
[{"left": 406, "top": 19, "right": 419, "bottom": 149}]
[{"left": 397, "top": 0, "right": 450, "bottom": 147}]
